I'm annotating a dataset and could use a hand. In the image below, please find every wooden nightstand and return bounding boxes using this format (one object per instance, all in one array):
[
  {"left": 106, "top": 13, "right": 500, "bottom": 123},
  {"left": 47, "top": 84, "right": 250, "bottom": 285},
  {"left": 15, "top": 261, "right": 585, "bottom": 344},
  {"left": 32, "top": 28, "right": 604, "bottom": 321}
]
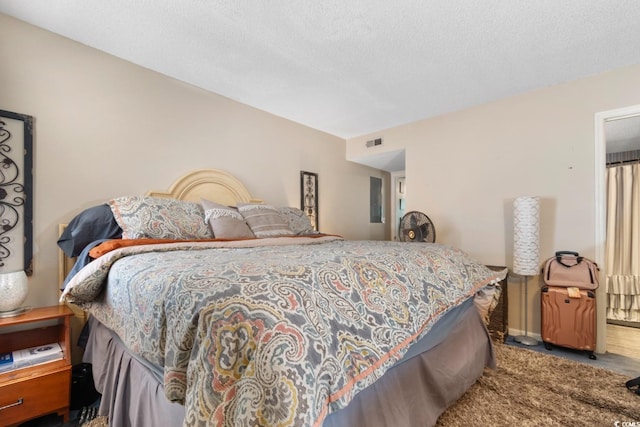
[{"left": 0, "top": 305, "right": 73, "bottom": 426}]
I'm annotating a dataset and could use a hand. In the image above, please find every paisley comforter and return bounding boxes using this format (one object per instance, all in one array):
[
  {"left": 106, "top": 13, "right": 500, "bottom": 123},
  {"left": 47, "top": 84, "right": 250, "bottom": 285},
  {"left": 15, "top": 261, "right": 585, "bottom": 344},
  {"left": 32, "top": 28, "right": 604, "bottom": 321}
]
[{"left": 60, "top": 236, "right": 505, "bottom": 427}]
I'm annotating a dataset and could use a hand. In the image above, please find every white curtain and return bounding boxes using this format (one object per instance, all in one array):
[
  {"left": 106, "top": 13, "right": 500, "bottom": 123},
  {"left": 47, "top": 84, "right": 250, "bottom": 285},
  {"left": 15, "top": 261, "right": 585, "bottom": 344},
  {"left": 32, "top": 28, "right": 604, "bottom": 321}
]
[{"left": 606, "top": 163, "right": 640, "bottom": 322}]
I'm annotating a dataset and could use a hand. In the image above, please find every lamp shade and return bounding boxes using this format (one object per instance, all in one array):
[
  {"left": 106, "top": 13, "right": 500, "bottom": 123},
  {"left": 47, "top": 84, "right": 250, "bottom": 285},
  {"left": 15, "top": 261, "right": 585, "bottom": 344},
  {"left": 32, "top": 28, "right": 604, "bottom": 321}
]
[
  {"left": 0, "top": 270, "right": 28, "bottom": 312},
  {"left": 513, "top": 196, "right": 540, "bottom": 276}
]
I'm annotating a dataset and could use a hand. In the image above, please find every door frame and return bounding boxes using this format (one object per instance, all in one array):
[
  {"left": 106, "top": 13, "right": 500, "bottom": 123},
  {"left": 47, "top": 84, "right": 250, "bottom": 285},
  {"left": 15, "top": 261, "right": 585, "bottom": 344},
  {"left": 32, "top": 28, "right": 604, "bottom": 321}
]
[
  {"left": 390, "top": 171, "right": 406, "bottom": 240},
  {"left": 594, "top": 103, "right": 640, "bottom": 353}
]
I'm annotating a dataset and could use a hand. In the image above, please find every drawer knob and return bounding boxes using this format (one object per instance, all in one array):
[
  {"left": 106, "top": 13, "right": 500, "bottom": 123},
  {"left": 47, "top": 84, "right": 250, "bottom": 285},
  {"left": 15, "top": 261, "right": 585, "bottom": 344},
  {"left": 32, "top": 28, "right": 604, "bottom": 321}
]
[{"left": 0, "top": 398, "right": 24, "bottom": 411}]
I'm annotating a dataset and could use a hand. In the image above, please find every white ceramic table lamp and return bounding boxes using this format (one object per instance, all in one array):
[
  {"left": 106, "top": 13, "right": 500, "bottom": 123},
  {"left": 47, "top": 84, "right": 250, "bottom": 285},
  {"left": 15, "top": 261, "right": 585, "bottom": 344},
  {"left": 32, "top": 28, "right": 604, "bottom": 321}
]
[{"left": 0, "top": 270, "right": 28, "bottom": 317}]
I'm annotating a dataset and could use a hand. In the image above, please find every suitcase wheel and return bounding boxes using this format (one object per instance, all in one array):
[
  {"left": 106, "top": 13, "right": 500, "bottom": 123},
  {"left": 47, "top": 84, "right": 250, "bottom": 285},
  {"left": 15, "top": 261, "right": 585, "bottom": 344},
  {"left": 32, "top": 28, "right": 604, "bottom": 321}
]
[{"left": 544, "top": 342, "right": 552, "bottom": 351}]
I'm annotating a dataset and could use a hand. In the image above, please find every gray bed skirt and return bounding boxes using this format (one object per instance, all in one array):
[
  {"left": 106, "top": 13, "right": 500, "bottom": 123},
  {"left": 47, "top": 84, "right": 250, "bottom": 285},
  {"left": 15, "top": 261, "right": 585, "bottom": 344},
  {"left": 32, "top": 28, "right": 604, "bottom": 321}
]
[{"left": 83, "top": 299, "right": 494, "bottom": 427}]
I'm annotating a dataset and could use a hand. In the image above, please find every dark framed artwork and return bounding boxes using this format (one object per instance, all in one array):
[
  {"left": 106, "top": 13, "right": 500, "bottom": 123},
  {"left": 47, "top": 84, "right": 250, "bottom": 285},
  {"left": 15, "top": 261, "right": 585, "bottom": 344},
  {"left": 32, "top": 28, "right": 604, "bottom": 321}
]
[
  {"left": 0, "top": 110, "right": 33, "bottom": 275},
  {"left": 300, "top": 171, "right": 318, "bottom": 231}
]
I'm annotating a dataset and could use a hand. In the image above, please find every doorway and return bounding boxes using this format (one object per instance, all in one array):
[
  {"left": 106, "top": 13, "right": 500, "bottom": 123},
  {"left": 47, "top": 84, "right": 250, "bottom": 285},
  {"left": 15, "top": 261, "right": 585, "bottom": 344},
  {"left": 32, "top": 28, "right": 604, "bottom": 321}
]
[
  {"left": 595, "top": 104, "right": 640, "bottom": 357},
  {"left": 390, "top": 172, "right": 406, "bottom": 240}
]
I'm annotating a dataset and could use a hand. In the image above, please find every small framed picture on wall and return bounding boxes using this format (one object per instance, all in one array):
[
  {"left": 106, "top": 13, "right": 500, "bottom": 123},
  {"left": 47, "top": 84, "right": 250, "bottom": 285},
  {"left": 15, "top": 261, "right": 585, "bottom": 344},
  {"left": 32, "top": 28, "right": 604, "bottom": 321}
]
[{"left": 300, "top": 171, "right": 318, "bottom": 231}]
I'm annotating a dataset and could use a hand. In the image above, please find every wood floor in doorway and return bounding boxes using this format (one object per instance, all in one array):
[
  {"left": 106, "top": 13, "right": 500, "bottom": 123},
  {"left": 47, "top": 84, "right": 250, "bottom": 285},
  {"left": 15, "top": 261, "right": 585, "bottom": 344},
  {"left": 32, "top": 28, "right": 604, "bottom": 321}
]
[{"left": 607, "top": 323, "right": 640, "bottom": 360}]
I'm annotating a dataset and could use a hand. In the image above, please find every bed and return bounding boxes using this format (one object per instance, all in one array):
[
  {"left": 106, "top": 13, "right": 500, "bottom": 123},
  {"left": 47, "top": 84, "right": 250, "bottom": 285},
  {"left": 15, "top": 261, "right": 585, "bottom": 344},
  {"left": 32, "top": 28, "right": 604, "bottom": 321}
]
[{"left": 58, "top": 169, "right": 506, "bottom": 427}]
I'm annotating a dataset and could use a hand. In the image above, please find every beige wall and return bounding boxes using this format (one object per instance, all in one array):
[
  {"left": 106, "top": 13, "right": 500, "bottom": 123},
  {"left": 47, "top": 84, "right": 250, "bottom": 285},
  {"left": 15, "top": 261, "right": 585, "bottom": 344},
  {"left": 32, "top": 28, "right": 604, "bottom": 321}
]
[
  {"left": 0, "top": 14, "right": 388, "bottom": 308},
  {"left": 348, "top": 63, "right": 640, "bottom": 343},
  {"left": 5, "top": 11, "right": 639, "bottom": 348}
]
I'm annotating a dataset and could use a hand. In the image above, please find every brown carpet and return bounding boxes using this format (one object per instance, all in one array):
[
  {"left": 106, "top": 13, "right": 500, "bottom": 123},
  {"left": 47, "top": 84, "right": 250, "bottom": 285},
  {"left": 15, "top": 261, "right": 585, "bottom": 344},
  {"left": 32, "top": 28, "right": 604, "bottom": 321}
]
[
  {"left": 437, "top": 343, "right": 640, "bottom": 426},
  {"left": 82, "top": 343, "right": 640, "bottom": 427},
  {"left": 83, "top": 417, "right": 108, "bottom": 427}
]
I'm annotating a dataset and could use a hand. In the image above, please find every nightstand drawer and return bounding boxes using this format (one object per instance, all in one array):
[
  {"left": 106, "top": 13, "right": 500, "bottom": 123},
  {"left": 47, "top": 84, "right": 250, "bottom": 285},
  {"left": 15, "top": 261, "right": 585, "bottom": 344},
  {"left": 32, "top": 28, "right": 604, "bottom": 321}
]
[{"left": 0, "top": 368, "right": 70, "bottom": 426}]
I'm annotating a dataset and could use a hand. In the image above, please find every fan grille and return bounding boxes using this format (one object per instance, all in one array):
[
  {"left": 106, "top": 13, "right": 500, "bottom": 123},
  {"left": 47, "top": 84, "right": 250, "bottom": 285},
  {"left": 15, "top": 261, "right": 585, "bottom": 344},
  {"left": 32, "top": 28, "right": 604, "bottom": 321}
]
[{"left": 399, "top": 211, "right": 435, "bottom": 243}]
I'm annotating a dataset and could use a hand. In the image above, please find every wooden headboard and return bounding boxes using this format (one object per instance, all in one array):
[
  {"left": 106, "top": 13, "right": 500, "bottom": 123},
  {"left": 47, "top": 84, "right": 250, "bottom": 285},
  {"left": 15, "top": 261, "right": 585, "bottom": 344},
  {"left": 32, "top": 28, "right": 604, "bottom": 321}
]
[
  {"left": 146, "top": 169, "right": 262, "bottom": 205},
  {"left": 58, "top": 168, "right": 262, "bottom": 287}
]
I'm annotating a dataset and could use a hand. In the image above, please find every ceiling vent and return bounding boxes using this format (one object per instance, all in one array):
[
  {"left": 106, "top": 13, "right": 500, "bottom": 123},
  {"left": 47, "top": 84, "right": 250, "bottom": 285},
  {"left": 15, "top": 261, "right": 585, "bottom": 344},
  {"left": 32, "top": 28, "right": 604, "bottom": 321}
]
[{"left": 365, "top": 137, "right": 383, "bottom": 148}]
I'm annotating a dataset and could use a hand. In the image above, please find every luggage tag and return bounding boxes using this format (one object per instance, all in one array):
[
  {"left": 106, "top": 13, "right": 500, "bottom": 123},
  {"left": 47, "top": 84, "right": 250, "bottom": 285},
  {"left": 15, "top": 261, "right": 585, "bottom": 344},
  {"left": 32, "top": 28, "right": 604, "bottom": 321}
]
[{"left": 567, "top": 287, "right": 581, "bottom": 298}]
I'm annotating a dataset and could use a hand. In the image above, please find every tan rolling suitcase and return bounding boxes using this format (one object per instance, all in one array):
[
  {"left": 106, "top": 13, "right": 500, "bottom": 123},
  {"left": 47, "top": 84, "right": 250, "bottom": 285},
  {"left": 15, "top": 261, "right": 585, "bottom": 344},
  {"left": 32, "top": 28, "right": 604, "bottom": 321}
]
[{"left": 541, "top": 285, "right": 596, "bottom": 359}]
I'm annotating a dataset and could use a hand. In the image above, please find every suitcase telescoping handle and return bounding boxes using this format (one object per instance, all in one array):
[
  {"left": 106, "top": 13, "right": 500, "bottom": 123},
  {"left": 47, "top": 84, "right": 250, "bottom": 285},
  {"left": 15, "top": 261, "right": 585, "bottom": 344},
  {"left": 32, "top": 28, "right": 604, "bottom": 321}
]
[
  {"left": 555, "top": 251, "right": 579, "bottom": 257},
  {"left": 555, "top": 250, "right": 583, "bottom": 267}
]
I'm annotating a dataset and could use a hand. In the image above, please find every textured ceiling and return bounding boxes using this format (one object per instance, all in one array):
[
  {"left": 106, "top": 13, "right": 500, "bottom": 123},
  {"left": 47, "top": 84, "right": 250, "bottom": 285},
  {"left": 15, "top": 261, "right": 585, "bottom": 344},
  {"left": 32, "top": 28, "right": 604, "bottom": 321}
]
[{"left": 2, "top": 1, "right": 640, "bottom": 139}]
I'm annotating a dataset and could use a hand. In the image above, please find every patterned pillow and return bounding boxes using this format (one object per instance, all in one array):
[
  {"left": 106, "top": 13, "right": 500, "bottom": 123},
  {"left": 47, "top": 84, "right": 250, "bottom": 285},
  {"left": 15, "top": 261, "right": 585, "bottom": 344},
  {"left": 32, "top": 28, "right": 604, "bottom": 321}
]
[
  {"left": 237, "top": 203, "right": 294, "bottom": 238},
  {"left": 109, "top": 196, "right": 212, "bottom": 240},
  {"left": 200, "top": 199, "right": 254, "bottom": 239},
  {"left": 277, "top": 207, "right": 318, "bottom": 235}
]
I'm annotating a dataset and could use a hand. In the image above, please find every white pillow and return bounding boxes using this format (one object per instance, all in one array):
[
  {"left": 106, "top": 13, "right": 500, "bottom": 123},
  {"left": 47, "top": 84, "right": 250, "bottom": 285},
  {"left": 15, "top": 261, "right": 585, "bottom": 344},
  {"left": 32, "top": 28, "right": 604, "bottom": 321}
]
[{"left": 200, "top": 199, "right": 254, "bottom": 239}]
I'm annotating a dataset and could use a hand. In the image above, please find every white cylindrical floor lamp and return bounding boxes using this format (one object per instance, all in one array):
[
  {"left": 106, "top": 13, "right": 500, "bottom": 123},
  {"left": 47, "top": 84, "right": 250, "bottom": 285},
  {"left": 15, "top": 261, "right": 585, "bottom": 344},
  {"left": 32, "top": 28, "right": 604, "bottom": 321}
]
[{"left": 513, "top": 196, "right": 540, "bottom": 346}]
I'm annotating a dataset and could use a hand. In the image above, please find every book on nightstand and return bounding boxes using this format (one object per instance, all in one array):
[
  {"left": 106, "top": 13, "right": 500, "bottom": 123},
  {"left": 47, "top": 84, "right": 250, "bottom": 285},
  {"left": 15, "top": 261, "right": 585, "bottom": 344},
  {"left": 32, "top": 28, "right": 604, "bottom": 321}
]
[{"left": 0, "top": 342, "right": 63, "bottom": 373}]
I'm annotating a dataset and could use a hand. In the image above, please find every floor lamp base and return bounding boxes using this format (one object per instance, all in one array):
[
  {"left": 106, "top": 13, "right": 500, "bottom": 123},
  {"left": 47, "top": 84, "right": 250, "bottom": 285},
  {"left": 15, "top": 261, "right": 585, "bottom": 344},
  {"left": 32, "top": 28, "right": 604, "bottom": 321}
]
[
  {"left": 514, "top": 275, "right": 538, "bottom": 346},
  {"left": 513, "top": 335, "right": 538, "bottom": 346}
]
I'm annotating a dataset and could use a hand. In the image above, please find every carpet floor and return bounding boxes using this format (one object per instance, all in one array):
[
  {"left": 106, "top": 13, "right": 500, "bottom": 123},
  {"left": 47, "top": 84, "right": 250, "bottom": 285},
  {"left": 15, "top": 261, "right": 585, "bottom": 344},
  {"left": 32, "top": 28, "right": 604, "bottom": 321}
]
[
  {"left": 437, "top": 342, "right": 640, "bottom": 426},
  {"left": 82, "top": 418, "right": 107, "bottom": 427},
  {"left": 82, "top": 343, "right": 640, "bottom": 427}
]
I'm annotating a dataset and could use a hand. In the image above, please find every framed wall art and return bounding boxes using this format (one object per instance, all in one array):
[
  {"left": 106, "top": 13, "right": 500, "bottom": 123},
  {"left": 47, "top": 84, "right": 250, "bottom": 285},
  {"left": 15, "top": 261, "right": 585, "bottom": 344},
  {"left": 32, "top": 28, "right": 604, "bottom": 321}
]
[
  {"left": 0, "top": 110, "right": 33, "bottom": 275},
  {"left": 300, "top": 171, "right": 318, "bottom": 231}
]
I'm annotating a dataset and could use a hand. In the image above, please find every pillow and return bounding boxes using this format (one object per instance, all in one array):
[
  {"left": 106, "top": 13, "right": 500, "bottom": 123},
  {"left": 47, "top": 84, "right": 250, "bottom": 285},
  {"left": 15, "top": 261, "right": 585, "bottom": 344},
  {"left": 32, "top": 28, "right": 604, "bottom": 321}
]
[
  {"left": 200, "top": 199, "right": 254, "bottom": 239},
  {"left": 277, "top": 207, "right": 318, "bottom": 235},
  {"left": 237, "top": 203, "right": 294, "bottom": 238},
  {"left": 474, "top": 283, "right": 501, "bottom": 325},
  {"left": 57, "top": 204, "right": 123, "bottom": 257},
  {"left": 109, "top": 196, "right": 212, "bottom": 240}
]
